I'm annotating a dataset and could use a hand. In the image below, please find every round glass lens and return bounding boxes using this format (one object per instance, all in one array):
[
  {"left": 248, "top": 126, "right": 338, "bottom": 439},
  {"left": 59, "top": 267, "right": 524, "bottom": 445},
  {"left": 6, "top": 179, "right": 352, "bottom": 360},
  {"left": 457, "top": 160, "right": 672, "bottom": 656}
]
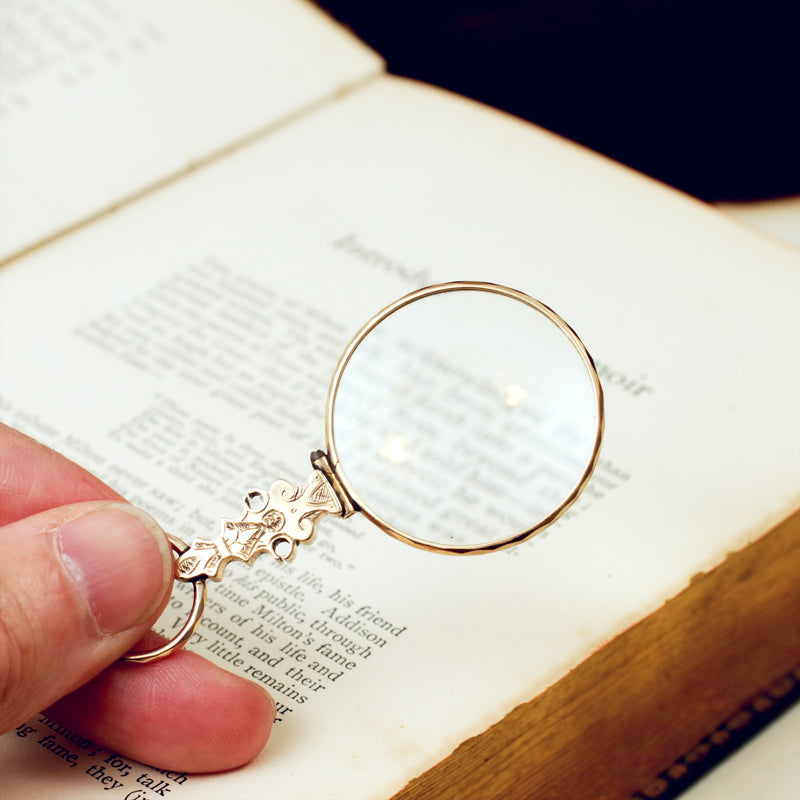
[{"left": 327, "top": 284, "right": 602, "bottom": 553}]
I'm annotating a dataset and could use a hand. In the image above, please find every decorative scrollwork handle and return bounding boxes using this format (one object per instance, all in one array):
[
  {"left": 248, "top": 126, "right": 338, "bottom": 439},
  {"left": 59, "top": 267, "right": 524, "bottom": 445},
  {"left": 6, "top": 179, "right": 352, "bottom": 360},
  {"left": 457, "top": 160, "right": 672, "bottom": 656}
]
[
  {"left": 176, "top": 469, "right": 343, "bottom": 582},
  {"left": 124, "top": 454, "right": 354, "bottom": 662}
]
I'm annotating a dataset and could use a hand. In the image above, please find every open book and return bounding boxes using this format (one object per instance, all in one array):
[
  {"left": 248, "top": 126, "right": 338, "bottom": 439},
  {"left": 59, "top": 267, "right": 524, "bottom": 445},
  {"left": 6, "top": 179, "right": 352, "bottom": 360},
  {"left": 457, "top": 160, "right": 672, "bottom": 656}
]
[{"left": 2, "top": 2, "right": 799, "bottom": 798}]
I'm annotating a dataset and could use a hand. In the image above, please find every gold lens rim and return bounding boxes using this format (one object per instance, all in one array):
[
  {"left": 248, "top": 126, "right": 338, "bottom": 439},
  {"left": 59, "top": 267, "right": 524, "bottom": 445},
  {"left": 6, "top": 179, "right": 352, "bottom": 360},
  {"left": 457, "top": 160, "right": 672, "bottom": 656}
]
[{"left": 325, "top": 281, "right": 605, "bottom": 555}]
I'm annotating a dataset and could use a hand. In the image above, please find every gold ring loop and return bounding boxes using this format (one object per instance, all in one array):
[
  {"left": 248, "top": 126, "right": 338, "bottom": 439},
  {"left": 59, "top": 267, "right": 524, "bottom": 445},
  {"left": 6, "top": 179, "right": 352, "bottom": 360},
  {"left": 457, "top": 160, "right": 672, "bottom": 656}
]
[{"left": 122, "top": 535, "right": 207, "bottom": 664}]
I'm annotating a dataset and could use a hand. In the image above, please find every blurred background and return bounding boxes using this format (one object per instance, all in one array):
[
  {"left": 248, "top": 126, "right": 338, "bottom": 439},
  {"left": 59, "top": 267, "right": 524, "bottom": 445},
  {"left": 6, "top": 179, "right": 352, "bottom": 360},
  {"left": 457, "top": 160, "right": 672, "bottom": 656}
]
[{"left": 320, "top": 0, "right": 800, "bottom": 202}]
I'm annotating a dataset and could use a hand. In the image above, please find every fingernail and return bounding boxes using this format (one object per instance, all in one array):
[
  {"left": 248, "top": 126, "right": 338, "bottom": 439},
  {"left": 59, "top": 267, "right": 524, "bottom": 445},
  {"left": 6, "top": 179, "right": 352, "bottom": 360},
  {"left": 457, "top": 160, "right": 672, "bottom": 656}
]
[{"left": 57, "top": 504, "right": 171, "bottom": 635}]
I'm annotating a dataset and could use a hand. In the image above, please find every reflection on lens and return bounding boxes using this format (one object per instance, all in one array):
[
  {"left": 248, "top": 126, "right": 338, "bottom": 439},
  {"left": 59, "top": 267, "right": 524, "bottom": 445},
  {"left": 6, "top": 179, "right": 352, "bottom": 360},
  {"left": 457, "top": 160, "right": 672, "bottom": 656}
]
[
  {"left": 380, "top": 435, "right": 408, "bottom": 464},
  {"left": 503, "top": 383, "right": 527, "bottom": 407}
]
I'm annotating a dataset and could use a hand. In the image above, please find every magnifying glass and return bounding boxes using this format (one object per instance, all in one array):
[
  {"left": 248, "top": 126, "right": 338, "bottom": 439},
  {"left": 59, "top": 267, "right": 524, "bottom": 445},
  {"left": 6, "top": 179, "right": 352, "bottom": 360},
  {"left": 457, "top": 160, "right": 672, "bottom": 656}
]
[{"left": 126, "top": 281, "right": 604, "bottom": 662}]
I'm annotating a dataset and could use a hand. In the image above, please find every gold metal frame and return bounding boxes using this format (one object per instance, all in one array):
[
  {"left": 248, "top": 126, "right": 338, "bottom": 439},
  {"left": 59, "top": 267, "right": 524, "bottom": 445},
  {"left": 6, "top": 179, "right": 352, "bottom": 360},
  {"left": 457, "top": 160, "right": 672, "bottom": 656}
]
[
  {"left": 126, "top": 281, "right": 604, "bottom": 662},
  {"left": 123, "top": 536, "right": 206, "bottom": 663},
  {"left": 325, "top": 281, "right": 605, "bottom": 555}
]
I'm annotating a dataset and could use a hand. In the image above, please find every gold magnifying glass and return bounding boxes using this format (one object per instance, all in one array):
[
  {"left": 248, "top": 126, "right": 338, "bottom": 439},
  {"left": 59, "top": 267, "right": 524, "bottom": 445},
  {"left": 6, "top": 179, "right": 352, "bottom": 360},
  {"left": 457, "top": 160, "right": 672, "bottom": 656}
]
[{"left": 125, "top": 281, "right": 604, "bottom": 663}]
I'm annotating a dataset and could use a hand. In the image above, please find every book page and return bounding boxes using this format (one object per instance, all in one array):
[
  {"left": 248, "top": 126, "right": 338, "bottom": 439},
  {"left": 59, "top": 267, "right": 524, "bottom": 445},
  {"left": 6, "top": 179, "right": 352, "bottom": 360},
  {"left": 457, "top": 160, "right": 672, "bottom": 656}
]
[
  {"left": 718, "top": 195, "right": 800, "bottom": 252},
  {"left": 0, "top": 0, "right": 382, "bottom": 262},
  {"left": 1, "top": 75, "right": 799, "bottom": 799}
]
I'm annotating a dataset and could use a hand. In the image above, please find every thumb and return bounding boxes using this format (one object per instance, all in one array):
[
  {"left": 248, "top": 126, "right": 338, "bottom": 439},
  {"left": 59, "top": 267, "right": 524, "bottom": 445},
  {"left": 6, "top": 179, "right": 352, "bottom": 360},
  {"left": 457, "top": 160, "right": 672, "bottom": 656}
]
[{"left": 0, "top": 501, "right": 173, "bottom": 731}]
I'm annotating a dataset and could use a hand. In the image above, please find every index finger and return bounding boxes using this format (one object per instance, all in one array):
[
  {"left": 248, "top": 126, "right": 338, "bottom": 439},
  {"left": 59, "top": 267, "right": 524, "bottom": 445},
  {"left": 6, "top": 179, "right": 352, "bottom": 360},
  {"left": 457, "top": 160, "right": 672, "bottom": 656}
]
[{"left": 0, "top": 423, "right": 122, "bottom": 525}]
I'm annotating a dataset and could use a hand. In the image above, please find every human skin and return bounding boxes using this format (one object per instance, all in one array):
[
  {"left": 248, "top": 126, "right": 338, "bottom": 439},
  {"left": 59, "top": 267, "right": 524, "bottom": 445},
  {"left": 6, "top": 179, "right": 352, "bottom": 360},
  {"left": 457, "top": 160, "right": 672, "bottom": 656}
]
[{"left": 0, "top": 423, "right": 275, "bottom": 771}]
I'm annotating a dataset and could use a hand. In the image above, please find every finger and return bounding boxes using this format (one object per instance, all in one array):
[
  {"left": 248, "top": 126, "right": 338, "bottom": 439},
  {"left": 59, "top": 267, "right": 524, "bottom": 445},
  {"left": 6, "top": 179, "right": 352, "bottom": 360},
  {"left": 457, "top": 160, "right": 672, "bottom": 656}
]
[
  {"left": 1, "top": 424, "right": 277, "bottom": 769},
  {"left": 0, "top": 502, "right": 172, "bottom": 731},
  {"left": 47, "top": 634, "right": 275, "bottom": 772},
  {"left": 0, "top": 423, "right": 122, "bottom": 526}
]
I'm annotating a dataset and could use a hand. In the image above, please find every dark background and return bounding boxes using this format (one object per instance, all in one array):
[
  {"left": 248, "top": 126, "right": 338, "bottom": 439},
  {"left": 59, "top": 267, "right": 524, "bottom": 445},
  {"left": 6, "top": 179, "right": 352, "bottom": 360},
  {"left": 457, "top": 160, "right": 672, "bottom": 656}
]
[{"left": 319, "top": 1, "right": 800, "bottom": 201}]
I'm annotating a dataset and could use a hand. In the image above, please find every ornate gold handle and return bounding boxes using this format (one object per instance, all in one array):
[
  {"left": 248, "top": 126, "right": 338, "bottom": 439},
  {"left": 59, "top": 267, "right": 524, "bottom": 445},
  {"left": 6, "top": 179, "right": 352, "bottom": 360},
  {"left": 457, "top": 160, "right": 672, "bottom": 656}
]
[
  {"left": 177, "top": 470, "right": 342, "bottom": 581},
  {"left": 123, "top": 462, "right": 346, "bottom": 663}
]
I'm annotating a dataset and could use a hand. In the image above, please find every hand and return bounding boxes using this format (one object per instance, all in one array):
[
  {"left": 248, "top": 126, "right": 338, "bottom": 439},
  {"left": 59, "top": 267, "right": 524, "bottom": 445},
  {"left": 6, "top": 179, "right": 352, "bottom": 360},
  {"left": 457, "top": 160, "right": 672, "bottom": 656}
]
[{"left": 0, "top": 423, "right": 274, "bottom": 771}]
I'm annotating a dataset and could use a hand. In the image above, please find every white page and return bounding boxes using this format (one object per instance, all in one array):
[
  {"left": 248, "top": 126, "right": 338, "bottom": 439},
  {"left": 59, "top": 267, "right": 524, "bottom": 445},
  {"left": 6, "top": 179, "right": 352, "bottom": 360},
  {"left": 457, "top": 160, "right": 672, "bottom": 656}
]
[
  {"left": 0, "top": 0, "right": 381, "bottom": 262},
  {"left": 680, "top": 695, "right": 800, "bottom": 799},
  {"left": 1, "top": 76, "right": 799, "bottom": 799},
  {"left": 718, "top": 195, "right": 800, "bottom": 251}
]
